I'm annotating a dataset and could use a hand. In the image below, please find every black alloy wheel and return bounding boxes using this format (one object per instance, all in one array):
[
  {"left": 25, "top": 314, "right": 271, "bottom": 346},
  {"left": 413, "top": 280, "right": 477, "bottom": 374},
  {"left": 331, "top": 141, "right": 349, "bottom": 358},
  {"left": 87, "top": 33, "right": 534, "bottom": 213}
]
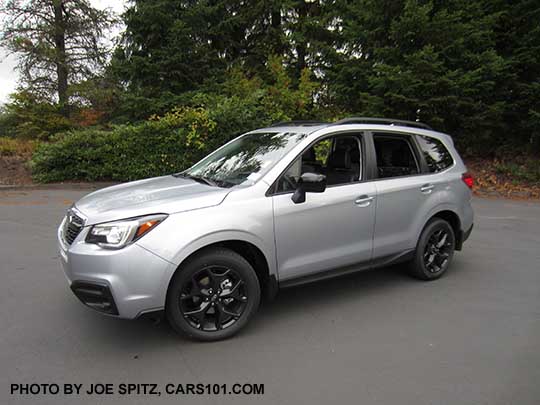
[
  {"left": 423, "top": 228, "right": 453, "bottom": 274},
  {"left": 166, "top": 248, "right": 261, "bottom": 341},
  {"left": 409, "top": 218, "right": 455, "bottom": 280},
  {"left": 180, "top": 266, "right": 248, "bottom": 332}
]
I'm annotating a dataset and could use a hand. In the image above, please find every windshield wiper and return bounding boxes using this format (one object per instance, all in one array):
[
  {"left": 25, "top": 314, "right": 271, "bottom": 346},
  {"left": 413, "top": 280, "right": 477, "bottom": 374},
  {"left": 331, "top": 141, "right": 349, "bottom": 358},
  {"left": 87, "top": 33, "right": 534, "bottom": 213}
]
[{"left": 173, "top": 172, "right": 219, "bottom": 187}]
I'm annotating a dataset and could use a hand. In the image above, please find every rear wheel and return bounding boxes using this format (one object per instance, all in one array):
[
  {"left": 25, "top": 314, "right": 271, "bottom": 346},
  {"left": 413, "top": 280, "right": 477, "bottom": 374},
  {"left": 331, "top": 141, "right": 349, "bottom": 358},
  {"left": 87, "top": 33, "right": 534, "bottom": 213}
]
[
  {"left": 409, "top": 218, "right": 455, "bottom": 280},
  {"left": 166, "top": 248, "right": 261, "bottom": 341}
]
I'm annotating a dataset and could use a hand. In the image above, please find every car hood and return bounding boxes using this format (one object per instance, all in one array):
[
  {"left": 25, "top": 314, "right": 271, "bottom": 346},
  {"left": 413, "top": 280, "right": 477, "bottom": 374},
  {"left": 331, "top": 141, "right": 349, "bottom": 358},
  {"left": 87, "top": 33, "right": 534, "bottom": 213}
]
[{"left": 73, "top": 175, "right": 231, "bottom": 225}]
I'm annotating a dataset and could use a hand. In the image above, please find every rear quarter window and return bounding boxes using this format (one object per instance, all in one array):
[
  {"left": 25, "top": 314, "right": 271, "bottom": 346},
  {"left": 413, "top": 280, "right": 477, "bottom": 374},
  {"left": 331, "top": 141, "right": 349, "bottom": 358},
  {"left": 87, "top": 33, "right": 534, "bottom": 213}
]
[{"left": 416, "top": 135, "right": 454, "bottom": 173}]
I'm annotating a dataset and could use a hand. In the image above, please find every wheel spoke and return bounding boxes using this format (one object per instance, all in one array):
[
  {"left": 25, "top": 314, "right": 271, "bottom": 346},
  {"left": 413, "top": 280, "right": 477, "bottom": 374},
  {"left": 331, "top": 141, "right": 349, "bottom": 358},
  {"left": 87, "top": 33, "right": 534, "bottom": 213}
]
[
  {"left": 208, "top": 268, "right": 232, "bottom": 289},
  {"left": 190, "top": 275, "right": 202, "bottom": 296},
  {"left": 427, "top": 253, "right": 435, "bottom": 265},
  {"left": 184, "top": 303, "right": 210, "bottom": 328},
  {"left": 214, "top": 305, "right": 222, "bottom": 330},
  {"left": 436, "top": 232, "right": 448, "bottom": 248},
  {"left": 218, "top": 302, "right": 240, "bottom": 319}
]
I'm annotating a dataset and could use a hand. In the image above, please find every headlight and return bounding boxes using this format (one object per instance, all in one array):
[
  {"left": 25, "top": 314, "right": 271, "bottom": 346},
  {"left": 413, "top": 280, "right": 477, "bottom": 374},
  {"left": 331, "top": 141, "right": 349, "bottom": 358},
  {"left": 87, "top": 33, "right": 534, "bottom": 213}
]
[{"left": 86, "top": 214, "right": 167, "bottom": 249}]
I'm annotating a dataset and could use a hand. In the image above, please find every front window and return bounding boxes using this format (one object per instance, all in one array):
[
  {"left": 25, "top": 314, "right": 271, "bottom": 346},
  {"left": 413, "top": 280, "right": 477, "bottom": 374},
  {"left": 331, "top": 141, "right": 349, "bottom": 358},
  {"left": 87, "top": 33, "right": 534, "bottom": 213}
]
[
  {"left": 277, "top": 134, "right": 362, "bottom": 193},
  {"left": 182, "top": 132, "right": 308, "bottom": 187}
]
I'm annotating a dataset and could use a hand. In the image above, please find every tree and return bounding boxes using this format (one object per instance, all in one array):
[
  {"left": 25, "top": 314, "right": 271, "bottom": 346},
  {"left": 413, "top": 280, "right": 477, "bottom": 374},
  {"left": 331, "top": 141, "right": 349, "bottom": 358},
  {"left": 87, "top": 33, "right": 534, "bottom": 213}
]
[
  {"left": 88, "top": 0, "right": 540, "bottom": 156},
  {"left": 0, "top": 90, "right": 72, "bottom": 139},
  {"left": 490, "top": 0, "right": 540, "bottom": 153},
  {"left": 112, "top": 0, "right": 228, "bottom": 104},
  {"left": 325, "top": 0, "right": 521, "bottom": 154},
  {"left": 0, "top": 0, "right": 116, "bottom": 116},
  {"left": 110, "top": 0, "right": 341, "bottom": 120}
]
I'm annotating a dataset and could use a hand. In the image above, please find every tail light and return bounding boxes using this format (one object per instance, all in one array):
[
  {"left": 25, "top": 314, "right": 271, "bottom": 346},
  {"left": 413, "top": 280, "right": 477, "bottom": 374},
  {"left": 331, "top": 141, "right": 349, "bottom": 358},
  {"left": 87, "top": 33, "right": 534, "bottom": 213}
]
[{"left": 462, "top": 172, "right": 474, "bottom": 189}]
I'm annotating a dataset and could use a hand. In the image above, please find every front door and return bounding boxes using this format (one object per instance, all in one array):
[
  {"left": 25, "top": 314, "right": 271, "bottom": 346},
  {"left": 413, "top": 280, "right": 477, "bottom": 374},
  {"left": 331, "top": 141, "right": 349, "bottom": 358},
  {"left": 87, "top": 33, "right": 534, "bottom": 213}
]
[{"left": 271, "top": 133, "right": 376, "bottom": 282}]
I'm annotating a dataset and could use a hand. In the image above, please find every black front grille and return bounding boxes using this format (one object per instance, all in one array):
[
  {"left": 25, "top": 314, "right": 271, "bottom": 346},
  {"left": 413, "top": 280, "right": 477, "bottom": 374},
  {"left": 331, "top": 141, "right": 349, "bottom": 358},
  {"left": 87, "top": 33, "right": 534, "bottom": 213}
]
[{"left": 63, "top": 211, "right": 85, "bottom": 245}]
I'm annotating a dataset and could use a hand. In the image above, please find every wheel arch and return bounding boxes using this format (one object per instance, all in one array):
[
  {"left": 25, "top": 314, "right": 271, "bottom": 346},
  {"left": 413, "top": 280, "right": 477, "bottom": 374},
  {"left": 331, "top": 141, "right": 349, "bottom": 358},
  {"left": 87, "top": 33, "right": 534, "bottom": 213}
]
[{"left": 423, "top": 208, "right": 463, "bottom": 250}]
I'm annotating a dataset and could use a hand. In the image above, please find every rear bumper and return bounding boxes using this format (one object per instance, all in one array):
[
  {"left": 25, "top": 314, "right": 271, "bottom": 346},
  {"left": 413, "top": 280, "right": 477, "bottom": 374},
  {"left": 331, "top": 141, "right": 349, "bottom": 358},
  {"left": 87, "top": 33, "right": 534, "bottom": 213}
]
[
  {"left": 456, "top": 223, "right": 473, "bottom": 250},
  {"left": 463, "top": 223, "right": 473, "bottom": 242}
]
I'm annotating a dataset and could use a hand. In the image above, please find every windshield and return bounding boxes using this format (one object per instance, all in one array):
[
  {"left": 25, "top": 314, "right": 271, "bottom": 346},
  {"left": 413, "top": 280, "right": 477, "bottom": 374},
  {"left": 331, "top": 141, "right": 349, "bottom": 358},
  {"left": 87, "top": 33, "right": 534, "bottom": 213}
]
[{"left": 182, "top": 132, "right": 308, "bottom": 187}]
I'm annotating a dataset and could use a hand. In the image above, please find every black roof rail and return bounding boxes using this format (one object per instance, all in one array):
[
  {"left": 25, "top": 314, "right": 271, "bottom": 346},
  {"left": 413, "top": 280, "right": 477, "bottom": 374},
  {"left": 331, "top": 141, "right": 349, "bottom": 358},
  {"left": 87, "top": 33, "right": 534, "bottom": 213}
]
[
  {"left": 333, "top": 117, "right": 432, "bottom": 130},
  {"left": 269, "top": 120, "right": 327, "bottom": 127}
]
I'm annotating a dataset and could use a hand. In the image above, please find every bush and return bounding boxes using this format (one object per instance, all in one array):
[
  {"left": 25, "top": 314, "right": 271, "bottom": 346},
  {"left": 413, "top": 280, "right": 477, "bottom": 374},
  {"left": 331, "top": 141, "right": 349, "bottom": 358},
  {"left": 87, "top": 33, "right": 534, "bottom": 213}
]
[
  {"left": 493, "top": 158, "right": 540, "bottom": 184},
  {"left": 30, "top": 97, "right": 270, "bottom": 182},
  {"left": 0, "top": 137, "right": 38, "bottom": 157},
  {"left": 30, "top": 61, "right": 324, "bottom": 183},
  {"left": 1, "top": 92, "right": 72, "bottom": 140}
]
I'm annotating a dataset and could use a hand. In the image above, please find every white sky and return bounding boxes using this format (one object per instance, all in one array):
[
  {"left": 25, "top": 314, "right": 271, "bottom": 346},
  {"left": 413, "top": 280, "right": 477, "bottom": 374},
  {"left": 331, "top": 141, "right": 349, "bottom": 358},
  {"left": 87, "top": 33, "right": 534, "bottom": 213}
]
[{"left": 0, "top": 0, "right": 126, "bottom": 104}]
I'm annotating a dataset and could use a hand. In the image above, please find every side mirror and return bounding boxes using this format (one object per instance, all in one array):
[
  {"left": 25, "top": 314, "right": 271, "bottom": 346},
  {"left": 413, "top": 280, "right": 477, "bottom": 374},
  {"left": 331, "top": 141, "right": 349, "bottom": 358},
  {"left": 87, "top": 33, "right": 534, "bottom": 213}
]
[{"left": 291, "top": 172, "right": 327, "bottom": 204}]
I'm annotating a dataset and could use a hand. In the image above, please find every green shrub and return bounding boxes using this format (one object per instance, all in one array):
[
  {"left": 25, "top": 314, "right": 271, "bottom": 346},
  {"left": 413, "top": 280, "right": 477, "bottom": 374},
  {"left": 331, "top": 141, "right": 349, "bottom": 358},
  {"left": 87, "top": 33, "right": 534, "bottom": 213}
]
[
  {"left": 493, "top": 159, "right": 540, "bottom": 184},
  {"left": 1, "top": 91, "right": 72, "bottom": 140},
  {"left": 30, "top": 62, "right": 323, "bottom": 183},
  {"left": 30, "top": 98, "right": 271, "bottom": 182},
  {"left": 0, "top": 137, "right": 38, "bottom": 157}
]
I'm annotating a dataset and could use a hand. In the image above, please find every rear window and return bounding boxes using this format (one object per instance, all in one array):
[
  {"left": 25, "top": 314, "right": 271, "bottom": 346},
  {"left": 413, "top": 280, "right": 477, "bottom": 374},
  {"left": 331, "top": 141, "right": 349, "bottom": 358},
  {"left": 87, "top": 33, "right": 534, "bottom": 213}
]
[
  {"left": 416, "top": 135, "right": 454, "bottom": 173},
  {"left": 373, "top": 135, "right": 419, "bottom": 178}
]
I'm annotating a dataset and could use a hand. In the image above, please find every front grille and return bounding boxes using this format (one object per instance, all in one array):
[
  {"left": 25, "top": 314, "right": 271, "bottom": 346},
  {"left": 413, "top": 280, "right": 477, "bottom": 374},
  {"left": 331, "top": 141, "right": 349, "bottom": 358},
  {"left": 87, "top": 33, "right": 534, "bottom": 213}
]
[{"left": 63, "top": 210, "right": 85, "bottom": 245}]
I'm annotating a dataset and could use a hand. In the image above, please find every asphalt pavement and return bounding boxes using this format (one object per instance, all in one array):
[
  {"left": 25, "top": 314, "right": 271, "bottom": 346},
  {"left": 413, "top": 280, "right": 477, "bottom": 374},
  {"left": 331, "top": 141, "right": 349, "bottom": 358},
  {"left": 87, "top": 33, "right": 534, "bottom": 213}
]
[{"left": 1, "top": 187, "right": 539, "bottom": 405}]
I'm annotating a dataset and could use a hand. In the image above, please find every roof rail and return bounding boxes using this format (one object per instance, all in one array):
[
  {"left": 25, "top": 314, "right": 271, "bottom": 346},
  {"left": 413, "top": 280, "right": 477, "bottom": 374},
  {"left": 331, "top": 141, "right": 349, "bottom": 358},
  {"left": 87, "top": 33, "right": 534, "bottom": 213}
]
[
  {"left": 333, "top": 117, "right": 432, "bottom": 130},
  {"left": 269, "top": 120, "right": 327, "bottom": 127}
]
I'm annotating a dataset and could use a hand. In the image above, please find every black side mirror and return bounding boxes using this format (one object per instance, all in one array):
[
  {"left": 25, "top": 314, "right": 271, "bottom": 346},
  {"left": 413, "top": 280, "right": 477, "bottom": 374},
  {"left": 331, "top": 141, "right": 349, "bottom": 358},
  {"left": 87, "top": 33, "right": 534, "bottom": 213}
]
[{"left": 291, "top": 172, "right": 327, "bottom": 204}]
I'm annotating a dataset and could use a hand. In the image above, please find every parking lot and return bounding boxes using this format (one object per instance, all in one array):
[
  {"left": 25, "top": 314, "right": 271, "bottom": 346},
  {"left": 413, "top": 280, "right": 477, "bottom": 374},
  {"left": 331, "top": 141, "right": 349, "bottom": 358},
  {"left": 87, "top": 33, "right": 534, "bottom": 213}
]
[{"left": 1, "top": 187, "right": 539, "bottom": 404}]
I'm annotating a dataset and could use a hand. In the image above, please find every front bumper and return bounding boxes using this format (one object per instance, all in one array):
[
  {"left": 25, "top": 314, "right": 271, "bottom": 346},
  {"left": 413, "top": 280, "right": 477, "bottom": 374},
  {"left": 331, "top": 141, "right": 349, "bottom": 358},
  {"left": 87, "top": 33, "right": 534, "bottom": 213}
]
[{"left": 58, "top": 223, "right": 176, "bottom": 319}]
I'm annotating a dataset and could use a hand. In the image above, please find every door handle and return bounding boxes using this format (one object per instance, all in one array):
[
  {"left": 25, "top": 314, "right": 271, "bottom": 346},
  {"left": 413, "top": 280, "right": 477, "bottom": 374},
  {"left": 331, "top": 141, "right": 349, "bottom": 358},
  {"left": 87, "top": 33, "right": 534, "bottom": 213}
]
[
  {"left": 354, "top": 195, "right": 374, "bottom": 207},
  {"left": 420, "top": 184, "right": 435, "bottom": 194}
]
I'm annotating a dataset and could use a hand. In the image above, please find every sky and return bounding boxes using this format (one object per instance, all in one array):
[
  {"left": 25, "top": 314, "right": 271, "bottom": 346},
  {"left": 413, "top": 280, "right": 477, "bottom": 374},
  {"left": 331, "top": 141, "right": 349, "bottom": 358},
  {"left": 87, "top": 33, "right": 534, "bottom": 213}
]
[{"left": 0, "top": 0, "right": 126, "bottom": 104}]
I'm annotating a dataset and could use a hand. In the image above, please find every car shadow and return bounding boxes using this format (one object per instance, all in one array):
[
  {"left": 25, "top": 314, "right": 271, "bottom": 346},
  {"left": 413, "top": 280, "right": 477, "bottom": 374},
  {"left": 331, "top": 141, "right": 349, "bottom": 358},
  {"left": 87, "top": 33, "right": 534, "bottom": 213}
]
[{"left": 75, "top": 257, "right": 468, "bottom": 346}]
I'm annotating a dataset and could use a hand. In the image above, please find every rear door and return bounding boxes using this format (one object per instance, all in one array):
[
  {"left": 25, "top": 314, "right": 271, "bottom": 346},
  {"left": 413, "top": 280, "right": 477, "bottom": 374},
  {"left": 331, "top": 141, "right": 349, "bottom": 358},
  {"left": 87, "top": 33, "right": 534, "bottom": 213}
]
[
  {"left": 271, "top": 132, "right": 377, "bottom": 282},
  {"left": 370, "top": 132, "right": 440, "bottom": 259}
]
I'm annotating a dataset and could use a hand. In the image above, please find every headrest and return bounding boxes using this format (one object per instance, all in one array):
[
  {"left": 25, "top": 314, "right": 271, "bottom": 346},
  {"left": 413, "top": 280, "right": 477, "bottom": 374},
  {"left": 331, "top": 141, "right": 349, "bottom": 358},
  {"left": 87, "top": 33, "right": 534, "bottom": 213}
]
[
  {"left": 302, "top": 148, "right": 317, "bottom": 162},
  {"left": 328, "top": 148, "right": 351, "bottom": 169},
  {"left": 391, "top": 145, "right": 410, "bottom": 167}
]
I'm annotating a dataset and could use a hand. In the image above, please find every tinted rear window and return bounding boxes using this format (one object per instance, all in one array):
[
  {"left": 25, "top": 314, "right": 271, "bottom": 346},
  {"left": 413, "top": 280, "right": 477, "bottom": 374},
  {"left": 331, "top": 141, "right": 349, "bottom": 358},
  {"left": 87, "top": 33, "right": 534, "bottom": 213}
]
[
  {"left": 416, "top": 135, "right": 454, "bottom": 173},
  {"left": 373, "top": 135, "right": 419, "bottom": 178}
]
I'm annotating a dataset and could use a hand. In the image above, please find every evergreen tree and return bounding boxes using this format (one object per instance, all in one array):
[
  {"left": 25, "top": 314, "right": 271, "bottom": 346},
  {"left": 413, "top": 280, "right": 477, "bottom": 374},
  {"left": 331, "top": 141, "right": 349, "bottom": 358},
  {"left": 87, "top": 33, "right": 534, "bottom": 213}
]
[
  {"left": 0, "top": 0, "right": 116, "bottom": 116},
  {"left": 111, "top": 0, "right": 539, "bottom": 153},
  {"left": 112, "top": 1, "right": 340, "bottom": 112},
  {"left": 490, "top": 0, "right": 540, "bottom": 152}
]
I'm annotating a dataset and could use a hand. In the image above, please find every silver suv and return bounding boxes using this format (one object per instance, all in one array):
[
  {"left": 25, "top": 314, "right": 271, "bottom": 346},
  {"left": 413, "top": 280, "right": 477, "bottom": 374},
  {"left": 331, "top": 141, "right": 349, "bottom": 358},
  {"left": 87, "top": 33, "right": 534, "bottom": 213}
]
[{"left": 58, "top": 118, "right": 474, "bottom": 341}]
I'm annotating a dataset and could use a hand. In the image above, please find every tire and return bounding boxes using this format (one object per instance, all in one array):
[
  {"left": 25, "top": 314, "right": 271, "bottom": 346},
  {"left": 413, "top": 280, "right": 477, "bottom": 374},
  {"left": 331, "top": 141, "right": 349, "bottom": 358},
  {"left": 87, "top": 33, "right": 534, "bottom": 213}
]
[
  {"left": 166, "top": 247, "right": 261, "bottom": 341},
  {"left": 408, "top": 218, "right": 456, "bottom": 280}
]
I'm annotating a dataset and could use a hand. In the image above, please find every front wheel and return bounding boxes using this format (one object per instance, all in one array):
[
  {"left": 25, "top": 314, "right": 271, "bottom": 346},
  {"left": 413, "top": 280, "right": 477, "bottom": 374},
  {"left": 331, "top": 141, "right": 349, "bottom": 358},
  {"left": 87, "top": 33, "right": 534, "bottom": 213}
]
[
  {"left": 408, "top": 218, "right": 455, "bottom": 280},
  {"left": 166, "top": 248, "right": 261, "bottom": 341}
]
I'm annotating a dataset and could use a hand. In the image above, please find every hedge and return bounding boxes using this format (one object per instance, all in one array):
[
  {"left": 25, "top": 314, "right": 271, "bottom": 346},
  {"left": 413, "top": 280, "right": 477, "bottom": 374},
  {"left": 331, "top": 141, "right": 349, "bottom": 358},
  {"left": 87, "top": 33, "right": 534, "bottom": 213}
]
[{"left": 30, "top": 98, "right": 270, "bottom": 183}]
